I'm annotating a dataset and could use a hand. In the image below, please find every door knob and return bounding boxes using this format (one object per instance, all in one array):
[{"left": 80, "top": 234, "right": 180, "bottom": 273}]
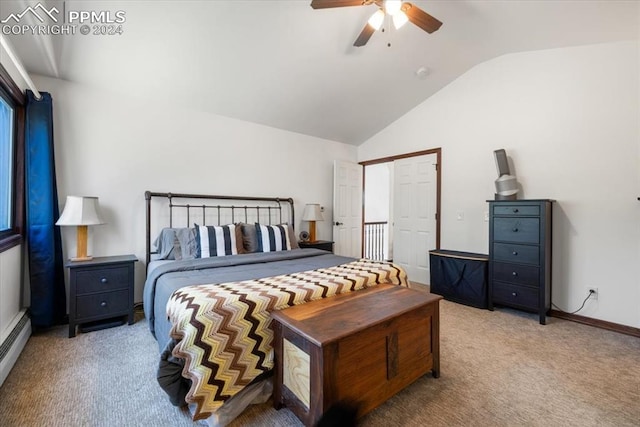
[{"left": 335, "top": 222, "right": 343, "bottom": 226}]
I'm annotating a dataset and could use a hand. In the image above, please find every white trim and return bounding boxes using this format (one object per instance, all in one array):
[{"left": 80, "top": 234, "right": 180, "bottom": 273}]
[
  {"left": 0, "top": 34, "right": 41, "bottom": 99},
  {"left": 0, "top": 311, "right": 31, "bottom": 386}
]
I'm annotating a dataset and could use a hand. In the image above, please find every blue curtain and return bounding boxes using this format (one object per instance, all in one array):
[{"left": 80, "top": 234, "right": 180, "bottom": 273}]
[{"left": 25, "top": 90, "right": 66, "bottom": 328}]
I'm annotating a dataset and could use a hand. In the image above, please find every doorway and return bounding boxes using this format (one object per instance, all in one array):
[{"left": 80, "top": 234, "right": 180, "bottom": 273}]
[{"left": 361, "top": 148, "right": 441, "bottom": 285}]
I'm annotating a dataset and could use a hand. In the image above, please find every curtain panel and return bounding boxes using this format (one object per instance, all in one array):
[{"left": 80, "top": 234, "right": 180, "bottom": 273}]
[{"left": 25, "top": 90, "right": 66, "bottom": 328}]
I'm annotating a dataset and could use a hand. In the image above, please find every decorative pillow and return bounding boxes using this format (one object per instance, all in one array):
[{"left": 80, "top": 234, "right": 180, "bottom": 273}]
[
  {"left": 194, "top": 224, "right": 239, "bottom": 258},
  {"left": 240, "top": 223, "right": 259, "bottom": 253},
  {"left": 287, "top": 224, "right": 299, "bottom": 249},
  {"left": 255, "top": 223, "right": 292, "bottom": 252},
  {"left": 234, "top": 225, "right": 247, "bottom": 254},
  {"left": 241, "top": 223, "right": 298, "bottom": 252}
]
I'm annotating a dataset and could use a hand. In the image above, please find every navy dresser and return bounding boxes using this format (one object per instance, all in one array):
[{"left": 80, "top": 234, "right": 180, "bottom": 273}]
[{"left": 487, "top": 200, "right": 553, "bottom": 324}]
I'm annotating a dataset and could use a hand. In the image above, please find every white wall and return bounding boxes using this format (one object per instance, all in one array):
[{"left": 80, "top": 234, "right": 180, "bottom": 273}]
[
  {"left": 358, "top": 41, "right": 640, "bottom": 328},
  {"left": 31, "top": 75, "right": 357, "bottom": 302},
  {"left": 364, "top": 163, "right": 390, "bottom": 222},
  {"left": 0, "top": 245, "right": 21, "bottom": 342}
]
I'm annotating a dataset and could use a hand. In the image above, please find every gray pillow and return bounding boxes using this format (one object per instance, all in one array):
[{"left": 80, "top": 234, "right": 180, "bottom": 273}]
[
  {"left": 154, "top": 228, "right": 178, "bottom": 260},
  {"left": 175, "top": 227, "right": 197, "bottom": 260}
]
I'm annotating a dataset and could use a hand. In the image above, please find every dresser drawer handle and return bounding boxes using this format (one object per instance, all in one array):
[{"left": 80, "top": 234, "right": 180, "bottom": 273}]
[
  {"left": 512, "top": 271, "right": 518, "bottom": 277},
  {"left": 513, "top": 208, "right": 519, "bottom": 213},
  {"left": 512, "top": 251, "right": 518, "bottom": 256},
  {"left": 100, "top": 277, "right": 108, "bottom": 284},
  {"left": 512, "top": 228, "right": 519, "bottom": 232},
  {"left": 100, "top": 301, "right": 107, "bottom": 307},
  {"left": 512, "top": 292, "right": 517, "bottom": 297}
]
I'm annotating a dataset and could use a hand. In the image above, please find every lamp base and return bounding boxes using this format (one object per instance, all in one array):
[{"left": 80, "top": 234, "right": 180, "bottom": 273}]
[
  {"left": 309, "top": 221, "right": 317, "bottom": 243},
  {"left": 73, "top": 225, "right": 92, "bottom": 262}
]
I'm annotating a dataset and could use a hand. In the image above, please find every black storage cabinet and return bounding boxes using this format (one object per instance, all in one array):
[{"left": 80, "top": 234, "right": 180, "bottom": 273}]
[{"left": 429, "top": 250, "right": 489, "bottom": 309}]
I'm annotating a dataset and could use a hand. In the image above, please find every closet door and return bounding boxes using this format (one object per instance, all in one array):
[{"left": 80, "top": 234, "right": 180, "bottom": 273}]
[{"left": 393, "top": 154, "right": 437, "bottom": 285}]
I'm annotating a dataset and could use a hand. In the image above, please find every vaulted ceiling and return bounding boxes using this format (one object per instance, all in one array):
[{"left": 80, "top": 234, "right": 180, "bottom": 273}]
[{"left": 1, "top": 0, "right": 638, "bottom": 145}]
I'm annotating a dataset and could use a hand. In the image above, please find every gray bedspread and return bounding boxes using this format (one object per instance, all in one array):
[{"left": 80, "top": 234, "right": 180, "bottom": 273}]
[{"left": 143, "top": 248, "right": 353, "bottom": 350}]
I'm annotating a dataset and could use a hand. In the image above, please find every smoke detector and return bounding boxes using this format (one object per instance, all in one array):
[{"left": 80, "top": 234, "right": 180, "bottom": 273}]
[{"left": 415, "top": 67, "right": 431, "bottom": 79}]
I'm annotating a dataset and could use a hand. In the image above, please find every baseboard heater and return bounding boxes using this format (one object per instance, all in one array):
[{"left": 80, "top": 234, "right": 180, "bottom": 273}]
[{"left": 0, "top": 311, "right": 31, "bottom": 387}]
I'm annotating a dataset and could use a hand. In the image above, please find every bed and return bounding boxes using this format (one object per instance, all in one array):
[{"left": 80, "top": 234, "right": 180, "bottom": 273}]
[{"left": 142, "top": 191, "right": 409, "bottom": 426}]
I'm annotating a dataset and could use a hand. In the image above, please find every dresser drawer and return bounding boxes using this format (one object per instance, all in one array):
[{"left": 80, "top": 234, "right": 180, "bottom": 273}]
[
  {"left": 75, "top": 266, "right": 130, "bottom": 294},
  {"left": 76, "top": 290, "right": 129, "bottom": 319},
  {"left": 493, "top": 262, "right": 539, "bottom": 287},
  {"left": 493, "top": 218, "right": 539, "bottom": 244},
  {"left": 493, "top": 205, "right": 540, "bottom": 216},
  {"left": 492, "top": 282, "right": 538, "bottom": 310},
  {"left": 493, "top": 243, "right": 539, "bottom": 265}
]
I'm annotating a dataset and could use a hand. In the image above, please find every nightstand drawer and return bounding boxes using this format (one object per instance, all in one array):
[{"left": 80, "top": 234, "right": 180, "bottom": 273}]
[
  {"left": 493, "top": 262, "right": 539, "bottom": 287},
  {"left": 493, "top": 205, "right": 539, "bottom": 216},
  {"left": 76, "top": 290, "right": 129, "bottom": 319},
  {"left": 76, "top": 266, "right": 130, "bottom": 294},
  {"left": 492, "top": 282, "right": 538, "bottom": 310},
  {"left": 493, "top": 243, "right": 539, "bottom": 265},
  {"left": 493, "top": 218, "right": 539, "bottom": 244}
]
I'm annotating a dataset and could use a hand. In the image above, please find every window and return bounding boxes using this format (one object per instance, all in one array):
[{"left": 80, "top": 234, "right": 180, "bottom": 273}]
[
  {"left": 0, "top": 64, "right": 25, "bottom": 252},
  {"left": 0, "top": 95, "right": 14, "bottom": 233}
]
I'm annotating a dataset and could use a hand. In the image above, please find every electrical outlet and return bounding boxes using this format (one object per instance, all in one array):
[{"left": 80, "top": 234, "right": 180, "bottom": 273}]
[{"left": 588, "top": 287, "right": 598, "bottom": 300}]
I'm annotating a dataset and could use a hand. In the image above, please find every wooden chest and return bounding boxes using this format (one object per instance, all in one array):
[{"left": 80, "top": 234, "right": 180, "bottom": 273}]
[{"left": 271, "top": 284, "right": 442, "bottom": 426}]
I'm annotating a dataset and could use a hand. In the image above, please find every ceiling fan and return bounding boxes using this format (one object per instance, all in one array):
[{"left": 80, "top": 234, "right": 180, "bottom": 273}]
[{"left": 310, "top": 0, "right": 443, "bottom": 47}]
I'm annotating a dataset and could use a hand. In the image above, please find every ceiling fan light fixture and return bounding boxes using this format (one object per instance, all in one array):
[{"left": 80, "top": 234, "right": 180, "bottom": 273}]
[
  {"left": 385, "top": 0, "right": 402, "bottom": 16},
  {"left": 393, "top": 10, "right": 408, "bottom": 29},
  {"left": 367, "top": 9, "right": 385, "bottom": 30}
]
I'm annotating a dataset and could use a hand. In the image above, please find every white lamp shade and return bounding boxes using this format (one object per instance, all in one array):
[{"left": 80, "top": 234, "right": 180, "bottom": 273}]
[
  {"left": 56, "top": 196, "right": 106, "bottom": 226},
  {"left": 302, "top": 204, "right": 324, "bottom": 222}
]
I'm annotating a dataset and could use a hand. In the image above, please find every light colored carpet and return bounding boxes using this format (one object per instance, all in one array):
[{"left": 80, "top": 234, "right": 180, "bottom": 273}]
[{"left": 0, "top": 295, "right": 638, "bottom": 427}]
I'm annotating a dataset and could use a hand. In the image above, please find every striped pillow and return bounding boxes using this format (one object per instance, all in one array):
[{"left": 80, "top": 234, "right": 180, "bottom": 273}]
[
  {"left": 255, "top": 223, "right": 292, "bottom": 252},
  {"left": 194, "top": 224, "right": 238, "bottom": 258}
]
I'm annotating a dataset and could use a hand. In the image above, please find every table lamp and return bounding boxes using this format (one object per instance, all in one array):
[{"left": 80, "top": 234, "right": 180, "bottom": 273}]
[
  {"left": 302, "top": 203, "right": 323, "bottom": 243},
  {"left": 56, "top": 196, "right": 105, "bottom": 261}
]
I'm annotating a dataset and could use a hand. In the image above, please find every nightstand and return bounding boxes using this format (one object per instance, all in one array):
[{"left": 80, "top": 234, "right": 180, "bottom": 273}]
[
  {"left": 298, "top": 240, "right": 334, "bottom": 253},
  {"left": 66, "top": 255, "right": 137, "bottom": 338}
]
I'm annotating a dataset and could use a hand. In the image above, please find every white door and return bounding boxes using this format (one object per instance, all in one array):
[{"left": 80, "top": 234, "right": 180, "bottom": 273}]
[
  {"left": 393, "top": 154, "right": 437, "bottom": 284},
  {"left": 333, "top": 160, "right": 363, "bottom": 258}
]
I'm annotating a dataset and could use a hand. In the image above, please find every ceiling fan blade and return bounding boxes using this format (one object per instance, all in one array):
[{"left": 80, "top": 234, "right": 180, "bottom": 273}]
[
  {"left": 310, "top": 0, "right": 367, "bottom": 9},
  {"left": 353, "top": 23, "right": 375, "bottom": 47},
  {"left": 402, "top": 2, "right": 443, "bottom": 33}
]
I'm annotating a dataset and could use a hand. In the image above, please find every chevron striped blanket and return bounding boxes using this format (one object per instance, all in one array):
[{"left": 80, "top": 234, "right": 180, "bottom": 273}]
[{"left": 166, "top": 259, "right": 408, "bottom": 420}]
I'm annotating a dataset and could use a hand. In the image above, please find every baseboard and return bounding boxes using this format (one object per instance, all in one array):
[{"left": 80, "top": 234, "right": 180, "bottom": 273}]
[
  {"left": 549, "top": 310, "right": 640, "bottom": 338},
  {"left": 0, "top": 311, "right": 31, "bottom": 386}
]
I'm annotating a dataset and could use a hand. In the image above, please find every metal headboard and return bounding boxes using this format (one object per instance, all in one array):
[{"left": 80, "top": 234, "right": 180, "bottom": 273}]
[{"left": 145, "top": 191, "right": 295, "bottom": 267}]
